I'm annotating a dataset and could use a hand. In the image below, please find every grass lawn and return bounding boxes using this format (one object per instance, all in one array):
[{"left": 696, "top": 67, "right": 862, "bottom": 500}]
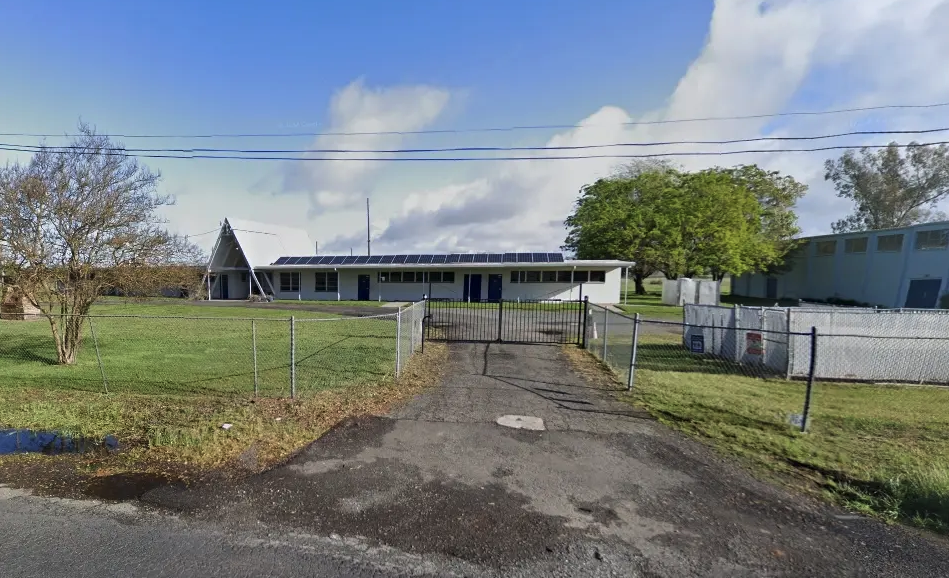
[
  {"left": 0, "top": 300, "right": 443, "bottom": 487},
  {"left": 609, "top": 333, "right": 949, "bottom": 533},
  {"left": 0, "top": 301, "right": 402, "bottom": 397}
]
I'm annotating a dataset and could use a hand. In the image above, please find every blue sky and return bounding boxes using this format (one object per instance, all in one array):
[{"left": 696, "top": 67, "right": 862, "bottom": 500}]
[{"left": 2, "top": 0, "right": 949, "bottom": 253}]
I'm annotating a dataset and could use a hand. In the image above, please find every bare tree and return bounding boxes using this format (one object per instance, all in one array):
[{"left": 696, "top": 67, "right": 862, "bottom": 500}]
[
  {"left": 0, "top": 123, "right": 205, "bottom": 364},
  {"left": 826, "top": 142, "right": 949, "bottom": 233}
]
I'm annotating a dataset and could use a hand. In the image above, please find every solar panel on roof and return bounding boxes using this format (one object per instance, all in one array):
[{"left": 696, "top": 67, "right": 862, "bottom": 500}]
[
  {"left": 354, "top": 256, "right": 370, "bottom": 264},
  {"left": 380, "top": 255, "right": 395, "bottom": 264},
  {"left": 516, "top": 253, "right": 533, "bottom": 263},
  {"left": 547, "top": 253, "right": 565, "bottom": 262},
  {"left": 417, "top": 254, "right": 433, "bottom": 264},
  {"left": 318, "top": 256, "right": 334, "bottom": 264},
  {"left": 431, "top": 255, "right": 447, "bottom": 263},
  {"left": 404, "top": 255, "right": 421, "bottom": 264},
  {"left": 487, "top": 253, "right": 504, "bottom": 263},
  {"left": 531, "top": 252, "right": 549, "bottom": 263},
  {"left": 287, "top": 257, "right": 306, "bottom": 265},
  {"left": 460, "top": 254, "right": 475, "bottom": 263},
  {"left": 473, "top": 254, "right": 488, "bottom": 263},
  {"left": 272, "top": 257, "right": 290, "bottom": 265},
  {"left": 342, "top": 256, "right": 358, "bottom": 264},
  {"left": 502, "top": 253, "right": 518, "bottom": 263},
  {"left": 447, "top": 254, "right": 461, "bottom": 263},
  {"left": 329, "top": 256, "right": 346, "bottom": 265},
  {"left": 301, "top": 256, "right": 319, "bottom": 264},
  {"left": 367, "top": 255, "right": 382, "bottom": 264},
  {"left": 392, "top": 255, "right": 408, "bottom": 264}
]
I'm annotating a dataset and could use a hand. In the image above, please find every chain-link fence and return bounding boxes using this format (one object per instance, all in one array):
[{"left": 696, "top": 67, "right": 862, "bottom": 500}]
[{"left": 0, "top": 303, "right": 428, "bottom": 398}]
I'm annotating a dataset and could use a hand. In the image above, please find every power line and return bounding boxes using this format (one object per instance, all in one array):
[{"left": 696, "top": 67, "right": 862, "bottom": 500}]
[
  {"left": 2, "top": 127, "right": 946, "bottom": 155},
  {"left": 0, "top": 141, "right": 946, "bottom": 162},
  {"left": 1, "top": 102, "right": 947, "bottom": 140}
]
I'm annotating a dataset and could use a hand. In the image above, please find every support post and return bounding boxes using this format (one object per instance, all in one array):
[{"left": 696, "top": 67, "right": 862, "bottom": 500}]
[
  {"left": 801, "top": 326, "right": 817, "bottom": 432},
  {"left": 87, "top": 317, "right": 108, "bottom": 394},
  {"left": 627, "top": 313, "right": 640, "bottom": 391},
  {"left": 290, "top": 316, "right": 296, "bottom": 398},
  {"left": 580, "top": 297, "right": 590, "bottom": 349},
  {"left": 252, "top": 320, "right": 259, "bottom": 396},
  {"left": 497, "top": 298, "right": 504, "bottom": 342},
  {"left": 733, "top": 303, "right": 741, "bottom": 363},
  {"left": 602, "top": 307, "right": 609, "bottom": 361},
  {"left": 396, "top": 307, "right": 403, "bottom": 377}
]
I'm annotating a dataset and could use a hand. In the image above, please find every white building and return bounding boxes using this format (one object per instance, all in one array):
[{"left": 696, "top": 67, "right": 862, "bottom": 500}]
[
  {"left": 206, "top": 217, "right": 631, "bottom": 304},
  {"left": 733, "top": 221, "right": 949, "bottom": 309}
]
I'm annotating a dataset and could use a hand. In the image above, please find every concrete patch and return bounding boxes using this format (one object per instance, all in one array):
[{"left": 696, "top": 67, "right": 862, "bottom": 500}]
[{"left": 496, "top": 415, "right": 545, "bottom": 431}]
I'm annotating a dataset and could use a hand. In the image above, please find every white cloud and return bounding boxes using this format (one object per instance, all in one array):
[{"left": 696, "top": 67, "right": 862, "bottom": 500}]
[
  {"left": 277, "top": 79, "right": 451, "bottom": 215},
  {"left": 322, "top": 0, "right": 949, "bottom": 251}
]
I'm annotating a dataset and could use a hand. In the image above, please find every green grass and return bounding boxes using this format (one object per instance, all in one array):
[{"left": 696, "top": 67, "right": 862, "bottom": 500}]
[
  {"left": 0, "top": 301, "right": 401, "bottom": 398},
  {"left": 604, "top": 333, "right": 949, "bottom": 533}
]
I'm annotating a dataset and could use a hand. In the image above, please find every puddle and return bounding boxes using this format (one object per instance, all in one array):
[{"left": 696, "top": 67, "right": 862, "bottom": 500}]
[
  {"left": 0, "top": 429, "right": 119, "bottom": 455},
  {"left": 85, "top": 472, "right": 177, "bottom": 501}
]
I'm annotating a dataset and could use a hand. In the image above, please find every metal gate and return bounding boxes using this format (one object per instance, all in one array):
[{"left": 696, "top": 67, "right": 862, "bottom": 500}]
[{"left": 424, "top": 298, "right": 586, "bottom": 344}]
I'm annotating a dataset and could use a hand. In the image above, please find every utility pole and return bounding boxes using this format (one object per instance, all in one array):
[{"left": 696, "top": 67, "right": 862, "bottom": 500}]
[{"left": 367, "top": 197, "right": 371, "bottom": 257}]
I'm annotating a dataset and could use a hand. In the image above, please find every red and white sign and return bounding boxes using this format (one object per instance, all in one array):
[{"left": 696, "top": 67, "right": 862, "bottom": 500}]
[{"left": 745, "top": 332, "right": 763, "bottom": 355}]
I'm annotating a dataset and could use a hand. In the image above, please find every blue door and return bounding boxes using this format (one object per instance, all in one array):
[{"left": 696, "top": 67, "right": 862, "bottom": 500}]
[
  {"left": 904, "top": 278, "right": 942, "bottom": 308},
  {"left": 463, "top": 274, "right": 482, "bottom": 302},
  {"left": 220, "top": 274, "right": 229, "bottom": 299},
  {"left": 487, "top": 274, "right": 503, "bottom": 302},
  {"left": 357, "top": 275, "right": 370, "bottom": 301}
]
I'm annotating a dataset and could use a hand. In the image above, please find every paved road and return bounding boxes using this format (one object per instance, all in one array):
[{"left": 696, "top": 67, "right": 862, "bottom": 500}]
[{"left": 3, "top": 342, "right": 949, "bottom": 577}]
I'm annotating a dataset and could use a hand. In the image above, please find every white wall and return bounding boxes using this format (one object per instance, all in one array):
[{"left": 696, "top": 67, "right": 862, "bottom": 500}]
[{"left": 261, "top": 267, "right": 624, "bottom": 303}]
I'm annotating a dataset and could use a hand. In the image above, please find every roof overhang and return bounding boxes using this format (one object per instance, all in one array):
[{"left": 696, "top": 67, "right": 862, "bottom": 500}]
[{"left": 256, "top": 260, "right": 634, "bottom": 270}]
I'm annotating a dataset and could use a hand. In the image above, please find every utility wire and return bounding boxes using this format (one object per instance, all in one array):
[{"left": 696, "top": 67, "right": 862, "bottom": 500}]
[
  {"left": 1, "top": 102, "right": 947, "bottom": 139},
  {"left": 3, "top": 127, "right": 947, "bottom": 155},
  {"left": 0, "top": 141, "right": 946, "bottom": 162}
]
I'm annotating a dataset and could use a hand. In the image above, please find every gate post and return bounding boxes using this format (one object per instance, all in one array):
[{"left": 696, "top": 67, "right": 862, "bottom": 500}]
[
  {"left": 580, "top": 296, "right": 590, "bottom": 349},
  {"left": 289, "top": 315, "right": 296, "bottom": 398},
  {"left": 497, "top": 298, "right": 504, "bottom": 343}
]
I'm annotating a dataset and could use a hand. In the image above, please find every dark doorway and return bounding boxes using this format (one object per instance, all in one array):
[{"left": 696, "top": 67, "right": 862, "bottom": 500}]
[
  {"left": 219, "top": 274, "right": 229, "bottom": 299},
  {"left": 487, "top": 274, "right": 503, "bottom": 302},
  {"left": 766, "top": 277, "right": 778, "bottom": 300},
  {"left": 904, "top": 278, "right": 942, "bottom": 308},
  {"left": 463, "top": 274, "right": 482, "bottom": 302},
  {"left": 357, "top": 275, "right": 371, "bottom": 301}
]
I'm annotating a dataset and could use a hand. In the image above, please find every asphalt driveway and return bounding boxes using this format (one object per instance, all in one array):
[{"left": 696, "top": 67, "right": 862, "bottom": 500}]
[{"left": 134, "top": 341, "right": 949, "bottom": 577}]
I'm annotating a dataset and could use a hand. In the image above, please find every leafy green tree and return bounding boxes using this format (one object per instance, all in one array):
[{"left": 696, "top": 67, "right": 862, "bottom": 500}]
[
  {"left": 825, "top": 142, "right": 949, "bottom": 233},
  {"left": 564, "top": 163, "right": 806, "bottom": 291}
]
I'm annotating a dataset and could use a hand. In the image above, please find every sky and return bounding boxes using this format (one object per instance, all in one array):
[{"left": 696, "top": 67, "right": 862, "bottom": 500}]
[{"left": 2, "top": 0, "right": 949, "bottom": 256}]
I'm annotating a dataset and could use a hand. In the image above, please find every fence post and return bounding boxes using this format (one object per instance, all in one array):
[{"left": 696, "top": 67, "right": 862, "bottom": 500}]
[
  {"left": 627, "top": 313, "right": 640, "bottom": 391},
  {"left": 497, "top": 298, "right": 504, "bottom": 343},
  {"left": 733, "top": 304, "right": 741, "bottom": 363},
  {"left": 801, "top": 326, "right": 817, "bottom": 432},
  {"left": 289, "top": 316, "right": 296, "bottom": 398},
  {"left": 396, "top": 306, "right": 402, "bottom": 378},
  {"left": 87, "top": 317, "right": 108, "bottom": 394},
  {"left": 602, "top": 307, "right": 609, "bottom": 360},
  {"left": 252, "top": 319, "right": 259, "bottom": 397},
  {"left": 580, "top": 296, "right": 590, "bottom": 349},
  {"left": 785, "top": 308, "right": 792, "bottom": 380}
]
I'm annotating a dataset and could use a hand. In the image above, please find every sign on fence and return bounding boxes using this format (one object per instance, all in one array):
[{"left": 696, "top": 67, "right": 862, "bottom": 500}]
[
  {"left": 690, "top": 334, "right": 705, "bottom": 354},
  {"left": 745, "top": 332, "right": 763, "bottom": 355}
]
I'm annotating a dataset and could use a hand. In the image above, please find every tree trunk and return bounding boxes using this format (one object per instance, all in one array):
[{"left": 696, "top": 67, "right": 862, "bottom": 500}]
[
  {"left": 54, "top": 315, "right": 83, "bottom": 365},
  {"left": 634, "top": 273, "right": 646, "bottom": 295}
]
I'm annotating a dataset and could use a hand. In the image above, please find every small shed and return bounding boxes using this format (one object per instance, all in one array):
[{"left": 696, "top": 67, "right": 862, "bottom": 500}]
[{"left": 1, "top": 287, "right": 42, "bottom": 321}]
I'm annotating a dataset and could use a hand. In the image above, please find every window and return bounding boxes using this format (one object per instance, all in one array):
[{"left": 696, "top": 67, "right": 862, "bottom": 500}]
[
  {"left": 542, "top": 271, "right": 557, "bottom": 283},
  {"left": 915, "top": 229, "right": 949, "bottom": 251},
  {"left": 844, "top": 237, "right": 868, "bottom": 254},
  {"left": 816, "top": 240, "right": 836, "bottom": 256},
  {"left": 390, "top": 271, "right": 402, "bottom": 283},
  {"left": 314, "top": 272, "right": 338, "bottom": 292},
  {"left": 427, "top": 271, "right": 442, "bottom": 283},
  {"left": 403, "top": 271, "right": 416, "bottom": 283},
  {"left": 557, "top": 271, "right": 572, "bottom": 282},
  {"left": 378, "top": 272, "right": 388, "bottom": 283},
  {"left": 877, "top": 234, "right": 904, "bottom": 252},
  {"left": 525, "top": 271, "right": 541, "bottom": 283},
  {"left": 573, "top": 271, "right": 589, "bottom": 283},
  {"left": 279, "top": 272, "right": 300, "bottom": 292},
  {"left": 510, "top": 271, "right": 520, "bottom": 283},
  {"left": 378, "top": 271, "right": 453, "bottom": 283},
  {"left": 240, "top": 272, "right": 248, "bottom": 282},
  {"left": 442, "top": 272, "right": 455, "bottom": 284},
  {"left": 589, "top": 270, "right": 606, "bottom": 283}
]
